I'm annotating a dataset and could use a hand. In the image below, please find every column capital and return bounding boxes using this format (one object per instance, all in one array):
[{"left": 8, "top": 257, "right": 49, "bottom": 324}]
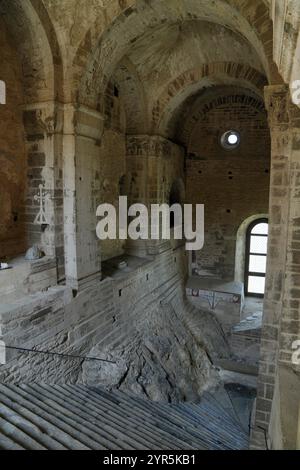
[
  {"left": 264, "top": 85, "right": 290, "bottom": 129},
  {"left": 75, "top": 105, "right": 104, "bottom": 141},
  {"left": 22, "top": 101, "right": 70, "bottom": 138},
  {"left": 126, "top": 134, "right": 184, "bottom": 159},
  {"left": 264, "top": 84, "right": 300, "bottom": 129}
]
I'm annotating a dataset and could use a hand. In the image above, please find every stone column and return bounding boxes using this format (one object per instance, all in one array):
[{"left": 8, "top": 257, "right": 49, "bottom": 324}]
[
  {"left": 63, "top": 104, "right": 104, "bottom": 289},
  {"left": 252, "top": 84, "right": 300, "bottom": 449},
  {"left": 125, "top": 135, "right": 185, "bottom": 257}
]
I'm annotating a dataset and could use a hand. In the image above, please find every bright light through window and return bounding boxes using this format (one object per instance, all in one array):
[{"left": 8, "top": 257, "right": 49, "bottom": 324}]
[
  {"left": 221, "top": 130, "right": 240, "bottom": 150},
  {"left": 252, "top": 223, "right": 268, "bottom": 235},
  {"left": 248, "top": 276, "right": 265, "bottom": 295},
  {"left": 245, "top": 219, "right": 268, "bottom": 297},
  {"left": 228, "top": 134, "right": 238, "bottom": 145}
]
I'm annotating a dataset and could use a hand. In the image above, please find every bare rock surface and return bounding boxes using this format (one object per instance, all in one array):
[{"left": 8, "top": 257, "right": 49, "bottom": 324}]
[{"left": 82, "top": 299, "right": 227, "bottom": 402}]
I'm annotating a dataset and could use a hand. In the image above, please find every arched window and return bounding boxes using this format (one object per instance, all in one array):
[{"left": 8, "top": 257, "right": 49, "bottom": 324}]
[{"left": 245, "top": 218, "right": 268, "bottom": 297}]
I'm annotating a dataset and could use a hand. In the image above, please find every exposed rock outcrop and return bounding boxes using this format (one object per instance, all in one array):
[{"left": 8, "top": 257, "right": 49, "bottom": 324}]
[{"left": 82, "top": 293, "right": 229, "bottom": 403}]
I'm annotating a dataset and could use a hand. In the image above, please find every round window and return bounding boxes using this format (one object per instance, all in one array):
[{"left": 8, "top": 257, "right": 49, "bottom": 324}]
[{"left": 220, "top": 130, "right": 240, "bottom": 150}]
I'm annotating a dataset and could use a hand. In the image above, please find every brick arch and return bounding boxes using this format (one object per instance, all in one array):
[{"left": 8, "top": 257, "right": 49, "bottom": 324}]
[
  {"left": 179, "top": 87, "right": 267, "bottom": 146},
  {"left": 152, "top": 63, "right": 268, "bottom": 134},
  {"left": 0, "top": 0, "right": 65, "bottom": 269},
  {"left": 29, "top": 0, "right": 64, "bottom": 101},
  {"left": 0, "top": 0, "right": 63, "bottom": 102},
  {"left": 225, "top": 0, "right": 279, "bottom": 81},
  {"left": 75, "top": 0, "right": 277, "bottom": 110},
  {"left": 69, "top": 0, "right": 136, "bottom": 103}
]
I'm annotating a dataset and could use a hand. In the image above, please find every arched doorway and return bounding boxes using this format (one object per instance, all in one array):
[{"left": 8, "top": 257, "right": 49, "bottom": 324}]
[
  {"left": 244, "top": 218, "right": 269, "bottom": 297},
  {"left": 169, "top": 178, "right": 185, "bottom": 229}
]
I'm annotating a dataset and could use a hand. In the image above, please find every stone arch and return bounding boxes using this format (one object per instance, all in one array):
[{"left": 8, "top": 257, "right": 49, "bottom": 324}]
[
  {"left": 68, "top": 0, "right": 135, "bottom": 102},
  {"left": 0, "top": 20, "right": 26, "bottom": 259},
  {"left": 112, "top": 58, "right": 148, "bottom": 135},
  {"left": 0, "top": 0, "right": 63, "bottom": 102},
  {"left": 28, "top": 0, "right": 64, "bottom": 101},
  {"left": 0, "top": 0, "right": 64, "bottom": 267},
  {"left": 169, "top": 178, "right": 186, "bottom": 206},
  {"left": 75, "top": 0, "right": 278, "bottom": 111},
  {"left": 153, "top": 63, "right": 268, "bottom": 136}
]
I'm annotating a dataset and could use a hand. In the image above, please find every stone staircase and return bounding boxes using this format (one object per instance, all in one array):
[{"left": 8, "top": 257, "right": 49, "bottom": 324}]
[{"left": 0, "top": 384, "right": 249, "bottom": 450}]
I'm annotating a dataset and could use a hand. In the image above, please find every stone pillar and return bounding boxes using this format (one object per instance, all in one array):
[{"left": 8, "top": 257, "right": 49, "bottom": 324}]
[
  {"left": 125, "top": 135, "right": 185, "bottom": 257},
  {"left": 63, "top": 104, "right": 103, "bottom": 289},
  {"left": 251, "top": 84, "right": 300, "bottom": 449},
  {"left": 23, "top": 101, "right": 64, "bottom": 280}
]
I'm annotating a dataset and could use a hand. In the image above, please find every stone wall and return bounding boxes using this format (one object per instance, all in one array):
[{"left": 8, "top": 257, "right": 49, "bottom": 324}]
[
  {"left": 126, "top": 135, "right": 184, "bottom": 205},
  {"left": 0, "top": 19, "right": 26, "bottom": 259},
  {"left": 0, "top": 247, "right": 228, "bottom": 402}
]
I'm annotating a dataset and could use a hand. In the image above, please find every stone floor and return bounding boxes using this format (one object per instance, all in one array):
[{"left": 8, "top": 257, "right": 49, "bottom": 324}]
[
  {"left": 214, "top": 296, "right": 263, "bottom": 421},
  {"left": 240, "top": 297, "right": 263, "bottom": 322},
  {"left": 229, "top": 297, "right": 263, "bottom": 368}
]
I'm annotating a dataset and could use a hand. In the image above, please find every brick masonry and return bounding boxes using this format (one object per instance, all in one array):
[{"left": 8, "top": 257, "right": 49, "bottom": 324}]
[{"left": 185, "top": 87, "right": 271, "bottom": 279}]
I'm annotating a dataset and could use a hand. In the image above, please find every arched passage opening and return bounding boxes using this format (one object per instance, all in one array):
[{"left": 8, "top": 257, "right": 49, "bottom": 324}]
[
  {"left": 169, "top": 178, "right": 185, "bottom": 229},
  {"left": 43, "top": 0, "right": 275, "bottom": 412},
  {"left": 0, "top": 0, "right": 63, "bottom": 278},
  {"left": 180, "top": 87, "right": 271, "bottom": 280},
  {"left": 0, "top": 22, "right": 26, "bottom": 260},
  {"left": 67, "top": 0, "right": 277, "bottom": 286}
]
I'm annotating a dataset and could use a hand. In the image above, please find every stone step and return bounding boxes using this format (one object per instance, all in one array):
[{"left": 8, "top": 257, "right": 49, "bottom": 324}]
[
  {"left": 0, "top": 401, "right": 67, "bottom": 450},
  {"left": 0, "top": 385, "right": 91, "bottom": 450},
  {"left": 104, "top": 388, "right": 248, "bottom": 449},
  {"left": 0, "top": 432, "right": 25, "bottom": 450},
  {"left": 86, "top": 387, "right": 202, "bottom": 448},
  {"left": 64, "top": 385, "right": 191, "bottom": 449},
  {"left": 215, "top": 359, "right": 259, "bottom": 376},
  {"left": 0, "top": 384, "right": 249, "bottom": 450},
  {"left": 44, "top": 384, "right": 181, "bottom": 449}
]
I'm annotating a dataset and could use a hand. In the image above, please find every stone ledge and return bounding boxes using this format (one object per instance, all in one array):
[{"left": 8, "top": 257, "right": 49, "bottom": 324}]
[{"left": 0, "top": 255, "right": 58, "bottom": 300}]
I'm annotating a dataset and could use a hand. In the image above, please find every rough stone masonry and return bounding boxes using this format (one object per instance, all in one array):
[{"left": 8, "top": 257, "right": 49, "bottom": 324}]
[{"left": 0, "top": 0, "right": 299, "bottom": 451}]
